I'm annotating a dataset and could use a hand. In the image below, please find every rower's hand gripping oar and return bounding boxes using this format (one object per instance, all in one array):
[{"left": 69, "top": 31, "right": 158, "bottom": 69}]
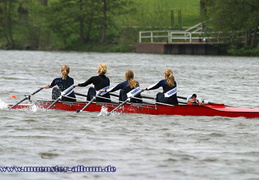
[
  {"left": 107, "top": 87, "right": 143, "bottom": 116},
  {"left": 9, "top": 88, "right": 43, "bottom": 109},
  {"left": 46, "top": 85, "right": 75, "bottom": 110}
]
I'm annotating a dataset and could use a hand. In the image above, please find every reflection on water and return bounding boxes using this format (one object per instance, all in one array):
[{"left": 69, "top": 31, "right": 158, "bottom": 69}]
[{"left": 0, "top": 50, "right": 259, "bottom": 180}]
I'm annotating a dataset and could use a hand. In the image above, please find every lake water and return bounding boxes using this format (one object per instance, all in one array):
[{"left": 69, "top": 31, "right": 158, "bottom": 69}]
[{"left": 0, "top": 50, "right": 259, "bottom": 180}]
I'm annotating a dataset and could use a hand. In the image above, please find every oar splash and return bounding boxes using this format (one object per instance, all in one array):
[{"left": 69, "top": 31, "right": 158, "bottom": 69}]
[{"left": 9, "top": 88, "right": 43, "bottom": 109}]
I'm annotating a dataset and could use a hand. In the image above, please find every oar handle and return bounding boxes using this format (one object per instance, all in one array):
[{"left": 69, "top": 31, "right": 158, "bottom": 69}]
[
  {"left": 177, "top": 96, "right": 187, "bottom": 100},
  {"left": 61, "top": 85, "right": 75, "bottom": 95},
  {"left": 140, "top": 95, "right": 155, "bottom": 100},
  {"left": 74, "top": 92, "right": 87, "bottom": 98},
  {"left": 109, "top": 93, "right": 119, "bottom": 98}
]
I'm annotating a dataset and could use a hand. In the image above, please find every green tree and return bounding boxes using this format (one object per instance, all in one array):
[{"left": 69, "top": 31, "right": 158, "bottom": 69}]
[
  {"left": 0, "top": 0, "right": 18, "bottom": 48},
  {"left": 46, "top": 0, "right": 132, "bottom": 48},
  {"left": 99, "top": 0, "right": 133, "bottom": 43},
  {"left": 46, "top": 0, "right": 93, "bottom": 46},
  {"left": 17, "top": 0, "right": 50, "bottom": 49},
  {"left": 204, "top": 0, "right": 259, "bottom": 48}
]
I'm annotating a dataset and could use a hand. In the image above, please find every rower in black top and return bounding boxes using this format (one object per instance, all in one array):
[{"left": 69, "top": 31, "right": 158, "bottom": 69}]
[{"left": 74, "top": 63, "right": 111, "bottom": 102}]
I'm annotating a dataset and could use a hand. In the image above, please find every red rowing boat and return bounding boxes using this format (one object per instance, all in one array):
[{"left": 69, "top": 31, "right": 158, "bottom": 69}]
[{"left": 7, "top": 100, "right": 259, "bottom": 118}]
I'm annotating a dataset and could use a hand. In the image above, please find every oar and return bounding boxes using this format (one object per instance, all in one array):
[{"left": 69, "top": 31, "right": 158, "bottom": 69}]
[
  {"left": 142, "top": 94, "right": 187, "bottom": 100},
  {"left": 9, "top": 88, "right": 43, "bottom": 109},
  {"left": 74, "top": 92, "right": 112, "bottom": 103},
  {"left": 74, "top": 92, "right": 87, "bottom": 97},
  {"left": 74, "top": 86, "right": 110, "bottom": 99},
  {"left": 178, "top": 95, "right": 217, "bottom": 104},
  {"left": 136, "top": 95, "right": 187, "bottom": 105},
  {"left": 177, "top": 96, "right": 188, "bottom": 100},
  {"left": 46, "top": 85, "right": 75, "bottom": 110},
  {"left": 108, "top": 99, "right": 128, "bottom": 115},
  {"left": 109, "top": 93, "right": 119, "bottom": 98},
  {"left": 202, "top": 100, "right": 217, "bottom": 104},
  {"left": 107, "top": 87, "right": 142, "bottom": 115},
  {"left": 179, "top": 95, "right": 217, "bottom": 104},
  {"left": 139, "top": 95, "right": 155, "bottom": 100},
  {"left": 76, "top": 91, "right": 102, "bottom": 113}
]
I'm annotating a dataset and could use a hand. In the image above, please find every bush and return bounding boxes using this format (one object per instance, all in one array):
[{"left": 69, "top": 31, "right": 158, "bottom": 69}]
[{"left": 228, "top": 47, "right": 259, "bottom": 56}]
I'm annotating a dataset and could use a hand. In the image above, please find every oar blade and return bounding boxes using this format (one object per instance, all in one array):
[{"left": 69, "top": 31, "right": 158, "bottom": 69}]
[{"left": 76, "top": 109, "right": 82, "bottom": 113}]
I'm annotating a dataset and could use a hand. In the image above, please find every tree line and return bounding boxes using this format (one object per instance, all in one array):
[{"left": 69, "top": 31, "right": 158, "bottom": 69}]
[
  {"left": 0, "top": 0, "right": 258, "bottom": 55},
  {"left": 201, "top": 0, "right": 259, "bottom": 55},
  {"left": 0, "top": 0, "right": 134, "bottom": 50}
]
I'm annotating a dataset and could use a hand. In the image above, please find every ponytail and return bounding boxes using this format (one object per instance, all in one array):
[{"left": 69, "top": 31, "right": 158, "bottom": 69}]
[
  {"left": 125, "top": 70, "right": 138, "bottom": 88},
  {"left": 61, "top": 65, "right": 70, "bottom": 80},
  {"left": 129, "top": 79, "right": 138, "bottom": 89},
  {"left": 164, "top": 68, "right": 175, "bottom": 87},
  {"left": 98, "top": 64, "right": 107, "bottom": 75}
]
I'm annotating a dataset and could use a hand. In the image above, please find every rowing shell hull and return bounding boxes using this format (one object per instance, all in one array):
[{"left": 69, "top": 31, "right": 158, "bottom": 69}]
[{"left": 7, "top": 100, "right": 259, "bottom": 118}]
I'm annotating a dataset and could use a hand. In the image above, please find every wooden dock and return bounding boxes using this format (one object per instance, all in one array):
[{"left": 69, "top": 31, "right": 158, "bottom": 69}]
[
  {"left": 137, "top": 23, "right": 227, "bottom": 55},
  {"left": 136, "top": 42, "right": 227, "bottom": 55}
]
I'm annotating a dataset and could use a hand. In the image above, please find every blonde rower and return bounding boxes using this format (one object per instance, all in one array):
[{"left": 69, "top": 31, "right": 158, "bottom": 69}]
[
  {"left": 74, "top": 63, "right": 110, "bottom": 102},
  {"left": 142, "top": 68, "right": 178, "bottom": 105}
]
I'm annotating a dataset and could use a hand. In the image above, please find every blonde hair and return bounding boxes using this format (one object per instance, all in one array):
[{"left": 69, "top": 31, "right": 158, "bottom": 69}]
[
  {"left": 164, "top": 68, "right": 175, "bottom": 87},
  {"left": 125, "top": 70, "right": 138, "bottom": 88},
  {"left": 61, "top": 65, "right": 70, "bottom": 80},
  {"left": 98, "top": 63, "right": 107, "bottom": 75}
]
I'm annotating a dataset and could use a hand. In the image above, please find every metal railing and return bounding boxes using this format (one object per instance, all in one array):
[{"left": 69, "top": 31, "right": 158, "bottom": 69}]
[{"left": 139, "top": 22, "right": 217, "bottom": 43}]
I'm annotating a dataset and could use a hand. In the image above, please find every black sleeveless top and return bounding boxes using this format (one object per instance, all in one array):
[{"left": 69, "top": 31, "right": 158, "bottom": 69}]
[{"left": 78, "top": 75, "right": 110, "bottom": 90}]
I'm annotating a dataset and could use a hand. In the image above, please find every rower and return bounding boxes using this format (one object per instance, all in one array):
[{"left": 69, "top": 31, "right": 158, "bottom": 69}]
[
  {"left": 101, "top": 70, "right": 142, "bottom": 103},
  {"left": 40, "top": 65, "right": 76, "bottom": 102},
  {"left": 187, "top": 94, "right": 203, "bottom": 105},
  {"left": 73, "top": 63, "right": 111, "bottom": 102},
  {"left": 142, "top": 68, "right": 178, "bottom": 105}
]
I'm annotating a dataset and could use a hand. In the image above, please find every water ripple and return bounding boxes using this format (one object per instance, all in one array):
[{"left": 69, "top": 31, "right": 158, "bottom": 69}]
[{"left": 0, "top": 51, "right": 259, "bottom": 179}]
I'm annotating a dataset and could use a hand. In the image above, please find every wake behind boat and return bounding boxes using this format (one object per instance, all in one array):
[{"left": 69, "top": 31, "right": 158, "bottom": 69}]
[{"left": 6, "top": 100, "right": 259, "bottom": 119}]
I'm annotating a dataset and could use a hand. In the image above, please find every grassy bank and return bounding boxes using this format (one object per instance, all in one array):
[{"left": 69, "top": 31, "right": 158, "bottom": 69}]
[{"left": 116, "top": 0, "right": 200, "bottom": 29}]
